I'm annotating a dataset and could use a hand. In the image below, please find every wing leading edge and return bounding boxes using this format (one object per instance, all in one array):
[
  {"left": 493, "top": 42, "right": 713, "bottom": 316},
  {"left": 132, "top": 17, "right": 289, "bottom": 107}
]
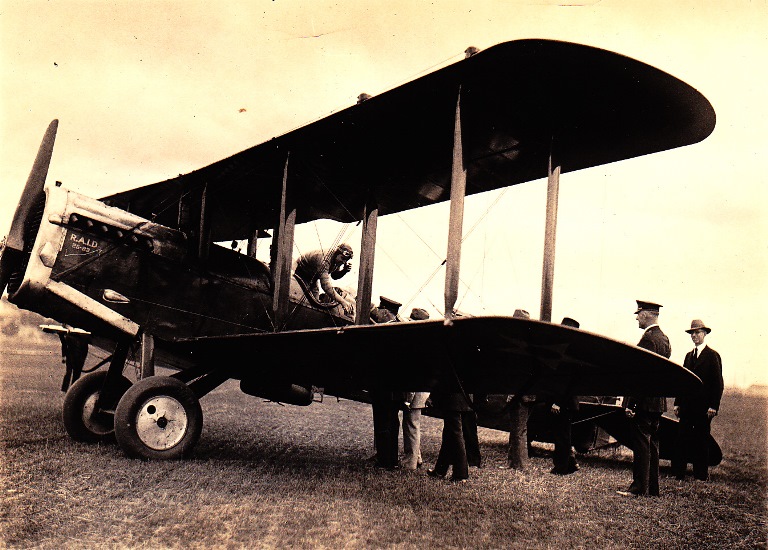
[{"left": 102, "top": 39, "right": 716, "bottom": 242}]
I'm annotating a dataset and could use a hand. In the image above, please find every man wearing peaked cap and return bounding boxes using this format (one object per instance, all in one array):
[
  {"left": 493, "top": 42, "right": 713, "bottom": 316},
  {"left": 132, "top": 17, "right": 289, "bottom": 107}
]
[
  {"left": 379, "top": 296, "right": 402, "bottom": 316},
  {"left": 369, "top": 296, "right": 404, "bottom": 470},
  {"left": 672, "top": 319, "right": 723, "bottom": 482},
  {"left": 618, "top": 300, "right": 671, "bottom": 497}
]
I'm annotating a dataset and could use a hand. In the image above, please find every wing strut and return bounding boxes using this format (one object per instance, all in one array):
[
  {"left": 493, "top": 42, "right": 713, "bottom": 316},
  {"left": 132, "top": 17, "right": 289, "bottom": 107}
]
[
  {"left": 272, "top": 154, "right": 296, "bottom": 330},
  {"left": 444, "top": 89, "right": 466, "bottom": 325},
  {"left": 355, "top": 200, "right": 378, "bottom": 325},
  {"left": 540, "top": 149, "right": 560, "bottom": 322}
]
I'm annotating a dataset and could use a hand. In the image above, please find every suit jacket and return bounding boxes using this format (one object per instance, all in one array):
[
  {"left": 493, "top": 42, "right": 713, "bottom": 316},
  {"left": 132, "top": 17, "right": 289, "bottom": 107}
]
[
  {"left": 624, "top": 325, "right": 671, "bottom": 413},
  {"left": 430, "top": 391, "right": 472, "bottom": 412},
  {"left": 540, "top": 390, "right": 579, "bottom": 411},
  {"left": 405, "top": 392, "right": 430, "bottom": 409},
  {"left": 674, "top": 345, "right": 724, "bottom": 414}
]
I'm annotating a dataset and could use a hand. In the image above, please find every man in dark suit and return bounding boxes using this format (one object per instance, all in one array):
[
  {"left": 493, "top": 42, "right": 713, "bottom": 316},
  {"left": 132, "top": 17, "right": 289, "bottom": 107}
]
[
  {"left": 672, "top": 319, "right": 723, "bottom": 481},
  {"left": 618, "top": 300, "right": 671, "bottom": 497},
  {"left": 547, "top": 317, "right": 582, "bottom": 475}
]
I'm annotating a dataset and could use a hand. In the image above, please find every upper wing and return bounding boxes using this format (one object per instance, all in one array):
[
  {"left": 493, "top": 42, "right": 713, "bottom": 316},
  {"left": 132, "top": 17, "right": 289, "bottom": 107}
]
[
  {"left": 180, "top": 316, "right": 701, "bottom": 397},
  {"left": 101, "top": 39, "right": 715, "bottom": 242}
]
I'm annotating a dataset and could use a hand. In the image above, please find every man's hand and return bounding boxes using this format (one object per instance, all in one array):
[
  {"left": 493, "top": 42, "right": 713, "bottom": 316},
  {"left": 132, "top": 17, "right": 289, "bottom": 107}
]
[
  {"left": 340, "top": 299, "right": 354, "bottom": 316},
  {"left": 674, "top": 405, "right": 680, "bottom": 417},
  {"left": 624, "top": 408, "right": 635, "bottom": 419},
  {"left": 551, "top": 403, "right": 561, "bottom": 415},
  {"left": 707, "top": 407, "right": 717, "bottom": 419}
]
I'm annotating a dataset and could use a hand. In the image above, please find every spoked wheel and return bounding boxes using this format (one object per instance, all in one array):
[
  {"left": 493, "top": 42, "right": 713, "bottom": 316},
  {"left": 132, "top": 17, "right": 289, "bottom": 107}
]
[
  {"left": 114, "top": 376, "right": 202, "bottom": 460},
  {"left": 62, "top": 370, "right": 133, "bottom": 442}
]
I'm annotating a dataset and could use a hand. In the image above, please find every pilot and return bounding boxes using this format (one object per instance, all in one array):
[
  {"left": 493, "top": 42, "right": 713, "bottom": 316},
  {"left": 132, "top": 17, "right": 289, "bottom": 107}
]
[
  {"left": 618, "top": 300, "right": 671, "bottom": 497},
  {"left": 294, "top": 243, "right": 355, "bottom": 315},
  {"left": 672, "top": 319, "right": 724, "bottom": 482}
]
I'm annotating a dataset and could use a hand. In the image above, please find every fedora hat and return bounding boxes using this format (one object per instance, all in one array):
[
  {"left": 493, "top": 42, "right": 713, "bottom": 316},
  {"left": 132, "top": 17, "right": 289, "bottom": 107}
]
[{"left": 685, "top": 319, "right": 711, "bottom": 334}]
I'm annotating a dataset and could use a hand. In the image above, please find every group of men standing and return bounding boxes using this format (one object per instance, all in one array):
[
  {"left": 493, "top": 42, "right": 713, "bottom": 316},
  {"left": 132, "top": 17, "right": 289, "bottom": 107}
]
[
  {"left": 294, "top": 244, "right": 725, "bottom": 496},
  {"left": 618, "top": 300, "right": 724, "bottom": 497}
]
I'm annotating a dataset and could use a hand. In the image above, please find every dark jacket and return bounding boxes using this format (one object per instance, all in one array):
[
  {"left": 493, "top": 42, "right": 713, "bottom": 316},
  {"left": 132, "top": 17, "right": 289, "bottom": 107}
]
[
  {"left": 674, "top": 345, "right": 724, "bottom": 414},
  {"left": 430, "top": 391, "right": 472, "bottom": 412},
  {"left": 625, "top": 325, "right": 671, "bottom": 413}
]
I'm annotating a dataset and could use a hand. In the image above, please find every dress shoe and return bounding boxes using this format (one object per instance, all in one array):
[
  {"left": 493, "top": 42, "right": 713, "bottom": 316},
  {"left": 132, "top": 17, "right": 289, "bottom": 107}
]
[
  {"left": 427, "top": 468, "right": 446, "bottom": 479},
  {"left": 450, "top": 477, "right": 468, "bottom": 484}
]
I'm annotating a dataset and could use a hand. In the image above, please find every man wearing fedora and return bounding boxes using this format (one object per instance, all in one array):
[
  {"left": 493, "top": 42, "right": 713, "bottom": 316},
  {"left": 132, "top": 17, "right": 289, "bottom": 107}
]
[
  {"left": 618, "top": 300, "right": 671, "bottom": 497},
  {"left": 672, "top": 319, "right": 723, "bottom": 481}
]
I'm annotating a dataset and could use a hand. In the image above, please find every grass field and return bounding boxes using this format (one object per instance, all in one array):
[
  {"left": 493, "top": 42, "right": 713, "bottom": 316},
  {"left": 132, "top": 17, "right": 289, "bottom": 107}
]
[{"left": 1, "top": 345, "right": 766, "bottom": 549}]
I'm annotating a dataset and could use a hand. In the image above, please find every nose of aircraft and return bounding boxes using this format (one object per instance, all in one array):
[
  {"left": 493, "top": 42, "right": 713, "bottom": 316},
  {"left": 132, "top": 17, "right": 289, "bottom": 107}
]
[{"left": 0, "top": 119, "right": 58, "bottom": 296}]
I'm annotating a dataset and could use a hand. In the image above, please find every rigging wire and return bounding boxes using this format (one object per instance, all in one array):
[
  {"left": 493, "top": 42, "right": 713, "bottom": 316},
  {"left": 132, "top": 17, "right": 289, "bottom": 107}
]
[{"left": 400, "top": 187, "right": 509, "bottom": 313}]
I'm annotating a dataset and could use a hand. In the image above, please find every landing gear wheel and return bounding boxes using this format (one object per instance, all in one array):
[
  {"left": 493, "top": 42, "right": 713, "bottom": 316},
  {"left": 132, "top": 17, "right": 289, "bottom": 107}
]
[
  {"left": 114, "top": 376, "right": 202, "bottom": 460},
  {"left": 62, "top": 370, "right": 132, "bottom": 442}
]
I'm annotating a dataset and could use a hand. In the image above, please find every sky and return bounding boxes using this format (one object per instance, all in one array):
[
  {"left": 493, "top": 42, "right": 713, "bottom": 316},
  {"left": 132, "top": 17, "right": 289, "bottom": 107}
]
[{"left": 1, "top": 0, "right": 766, "bottom": 388}]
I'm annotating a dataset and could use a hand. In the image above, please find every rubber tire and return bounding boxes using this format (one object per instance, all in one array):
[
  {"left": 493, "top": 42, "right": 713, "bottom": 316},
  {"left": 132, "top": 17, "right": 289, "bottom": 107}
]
[
  {"left": 114, "top": 376, "right": 202, "bottom": 460},
  {"left": 62, "top": 370, "right": 133, "bottom": 443}
]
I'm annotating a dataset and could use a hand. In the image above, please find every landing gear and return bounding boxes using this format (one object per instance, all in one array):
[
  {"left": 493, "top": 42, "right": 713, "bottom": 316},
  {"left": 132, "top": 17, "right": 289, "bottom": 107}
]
[
  {"left": 114, "top": 376, "right": 203, "bottom": 460},
  {"left": 62, "top": 370, "right": 132, "bottom": 442}
]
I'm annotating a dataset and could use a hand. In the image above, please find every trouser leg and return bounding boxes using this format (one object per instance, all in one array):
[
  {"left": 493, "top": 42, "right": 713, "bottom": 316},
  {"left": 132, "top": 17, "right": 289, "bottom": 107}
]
[
  {"left": 629, "top": 414, "right": 652, "bottom": 494},
  {"left": 402, "top": 409, "right": 421, "bottom": 469},
  {"left": 447, "top": 412, "right": 468, "bottom": 480},
  {"left": 672, "top": 414, "right": 691, "bottom": 478},
  {"left": 508, "top": 402, "right": 530, "bottom": 468},
  {"left": 648, "top": 413, "right": 661, "bottom": 496},
  {"left": 692, "top": 415, "right": 712, "bottom": 480},
  {"left": 462, "top": 411, "right": 481, "bottom": 467},
  {"left": 372, "top": 399, "right": 398, "bottom": 468},
  {"left": 552, "top": 410, "right": 573, "bottom": 472}
]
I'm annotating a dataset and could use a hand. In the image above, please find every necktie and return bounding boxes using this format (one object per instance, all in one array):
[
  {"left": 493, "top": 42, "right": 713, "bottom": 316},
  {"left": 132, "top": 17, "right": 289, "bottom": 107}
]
[{"left": 693, "top": 348, "right": 698, "bottom": 360}]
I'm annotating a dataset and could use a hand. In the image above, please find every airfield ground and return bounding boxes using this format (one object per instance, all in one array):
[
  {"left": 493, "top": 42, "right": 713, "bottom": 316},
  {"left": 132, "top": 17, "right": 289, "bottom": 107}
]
[{"left": 1, "top": 345, "right": 766, "bottom": 549}]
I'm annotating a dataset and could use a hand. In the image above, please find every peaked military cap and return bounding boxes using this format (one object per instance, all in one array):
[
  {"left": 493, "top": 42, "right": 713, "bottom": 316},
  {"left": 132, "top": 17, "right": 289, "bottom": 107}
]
[
  {"left": 634, "top": 300, "right": 662, "bottom": 314},
  {"left": 378, "top": 296, "right": 402, "bottom": 314}
]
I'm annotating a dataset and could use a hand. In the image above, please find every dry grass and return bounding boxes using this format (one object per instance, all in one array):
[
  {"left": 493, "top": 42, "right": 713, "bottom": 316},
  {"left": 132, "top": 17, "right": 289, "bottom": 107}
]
[{"left": 1, "top": 345, "right": 766, "bottom": 549}]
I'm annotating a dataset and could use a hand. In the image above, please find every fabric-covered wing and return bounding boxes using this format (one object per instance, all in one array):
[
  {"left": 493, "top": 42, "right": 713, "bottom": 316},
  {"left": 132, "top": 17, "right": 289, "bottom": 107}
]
[
  {"left": 101, "top": 39, "right": 715, "bottom": 242},
  {"left": 180, "top": 316, "right": 701, "bottom": 397}
]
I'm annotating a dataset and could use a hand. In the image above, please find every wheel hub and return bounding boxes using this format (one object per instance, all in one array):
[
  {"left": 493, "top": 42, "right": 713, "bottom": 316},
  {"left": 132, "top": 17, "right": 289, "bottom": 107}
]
[
  {"left": 135, "top": 395, "right": 188, "bottom": 451},
  {"left": 82, "top": 393, "right": 112, "bottom": 436}
]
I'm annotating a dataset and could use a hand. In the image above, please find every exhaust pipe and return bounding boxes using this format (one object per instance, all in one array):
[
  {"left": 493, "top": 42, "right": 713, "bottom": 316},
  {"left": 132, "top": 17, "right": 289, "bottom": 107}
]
[{"left": 0, "top": 120, "right": 58, "bottom": 295}]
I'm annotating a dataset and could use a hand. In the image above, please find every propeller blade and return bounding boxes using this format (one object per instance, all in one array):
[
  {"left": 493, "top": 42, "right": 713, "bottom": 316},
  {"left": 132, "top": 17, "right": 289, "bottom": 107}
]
[{"left": 0, "top": 119, "right": 59, "bottom": 295}]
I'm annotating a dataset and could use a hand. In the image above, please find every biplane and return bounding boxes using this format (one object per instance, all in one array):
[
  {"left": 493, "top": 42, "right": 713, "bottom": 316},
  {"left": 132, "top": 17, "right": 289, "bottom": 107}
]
[{"left": 0, "top": 39, "right": 716, "bottom": 461}]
